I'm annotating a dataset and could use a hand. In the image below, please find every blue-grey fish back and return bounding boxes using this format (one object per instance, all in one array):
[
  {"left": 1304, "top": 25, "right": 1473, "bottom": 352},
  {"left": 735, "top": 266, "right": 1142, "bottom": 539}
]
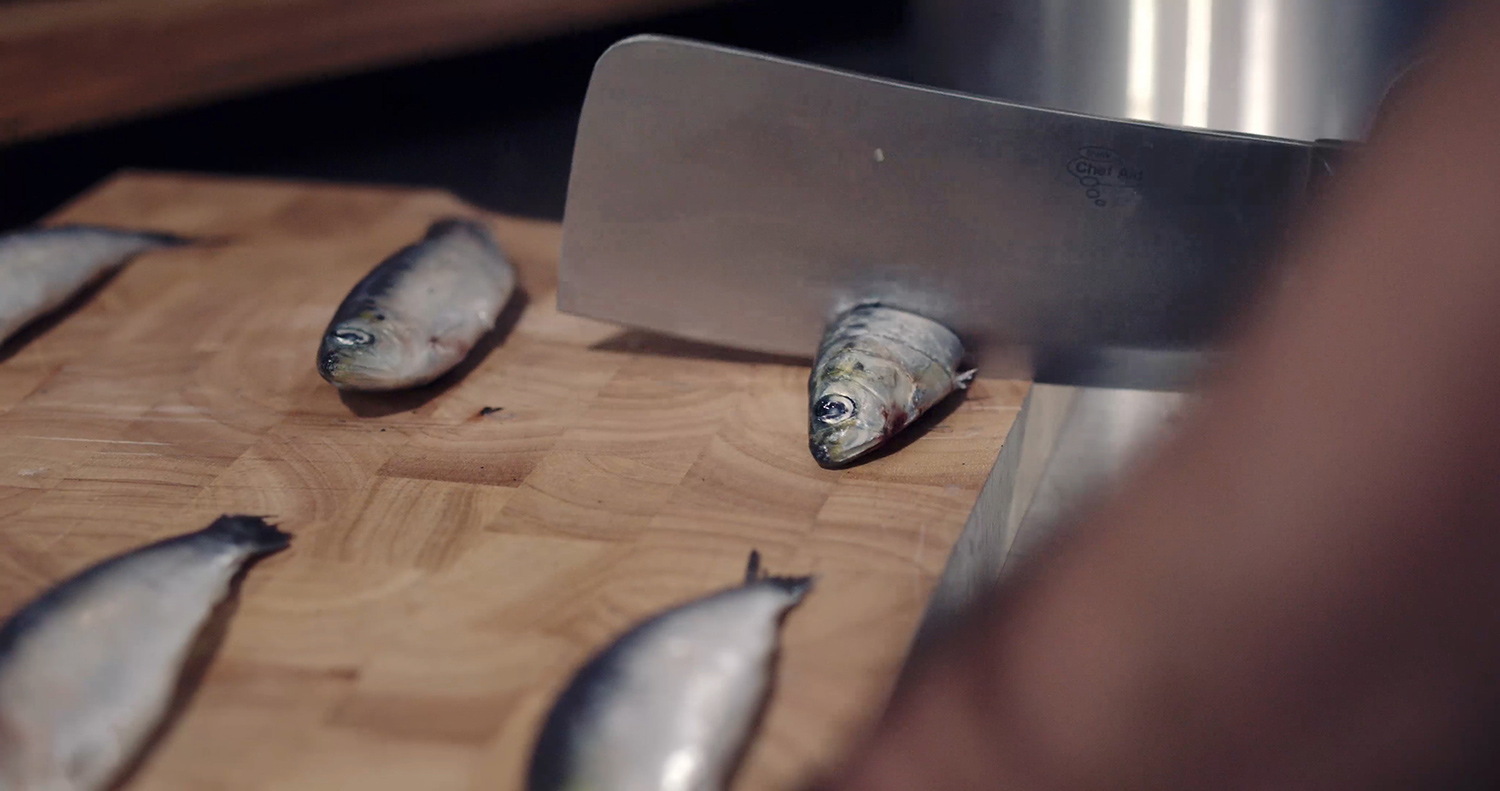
[
  {"left": 326, "top": 240, "right": 427, "bottom": 323},
  {"left": 326, "top": 218, "right": 502, "bottom": 325}
]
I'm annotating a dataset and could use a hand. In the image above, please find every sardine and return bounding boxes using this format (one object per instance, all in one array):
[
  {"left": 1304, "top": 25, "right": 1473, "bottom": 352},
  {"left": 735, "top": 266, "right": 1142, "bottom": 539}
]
[
  {"left": 0, "top": 516, "right": 291, "bottom": 791},
  {"left": 528, "top": 552, "right": 812, "bottom": 791},
  {"left": 808, "top": 304, "right": 975, "bottom": 467},
  {"left": 0, "top": 224, "right": 190, "bottom": 346},
  {"left": 317, "top": 218, "right": 517, "bottom": 391}
]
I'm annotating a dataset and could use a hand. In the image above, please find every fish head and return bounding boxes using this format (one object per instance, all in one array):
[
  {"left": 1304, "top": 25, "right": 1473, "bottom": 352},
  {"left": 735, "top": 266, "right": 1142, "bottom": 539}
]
[
  {"left": 808, "top": 375, "right": 894, "bottom": 468},
  {"left": 317, "top": 314, "right": 434, "bottom": 390}
]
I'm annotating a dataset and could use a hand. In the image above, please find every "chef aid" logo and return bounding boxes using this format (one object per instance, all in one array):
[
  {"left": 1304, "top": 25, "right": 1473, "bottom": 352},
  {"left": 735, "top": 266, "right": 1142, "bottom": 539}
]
[{"left": 1068, "top": 147, "right": 1143, "bottom": 207}]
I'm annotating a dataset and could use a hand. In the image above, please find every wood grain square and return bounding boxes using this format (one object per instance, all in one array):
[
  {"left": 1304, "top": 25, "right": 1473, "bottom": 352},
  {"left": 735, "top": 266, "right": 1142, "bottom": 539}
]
[
  {"left": 495, "top": 447, "right": 701, "bottom": 539},
  {"left": 0, "top": 485, "right": 42, "bottom": 521},
  {"left": 649, "top": 432, "right": 837, "bottom": 551},
  {"left": 0, "top": 407, "right": 146, "bottom": 490},
  {"left": 116, "top": 398, "right": 265, "bottom": 463},
  {"left": 0, "top": 359, "right": 59, "bottom": 416},
  {"left": 810, "top": 479, "right": 978, "bottom": 577},
  {"left": 313, "top": 476, "right": 514, "bottom": 570},
  {"left": 327, "top": 632, "right": 570, "bottom": 746}
]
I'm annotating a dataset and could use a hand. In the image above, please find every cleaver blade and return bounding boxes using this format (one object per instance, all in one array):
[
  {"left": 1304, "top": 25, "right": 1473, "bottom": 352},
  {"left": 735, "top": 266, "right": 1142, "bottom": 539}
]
[{"left": 558, "top": 35, "right": 1345, "bottom": 389}]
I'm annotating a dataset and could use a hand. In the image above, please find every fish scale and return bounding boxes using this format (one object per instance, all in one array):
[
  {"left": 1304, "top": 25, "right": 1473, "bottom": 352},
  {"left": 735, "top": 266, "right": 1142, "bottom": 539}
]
[
  {"left": 317, "top": 218, "right": 518, "bottom": 392},
  {"left": 808, "top": 304, "right": 975, "bottom": 467},
  {"left": 0, "top": 516, "right": 290, "bottom": 791}
]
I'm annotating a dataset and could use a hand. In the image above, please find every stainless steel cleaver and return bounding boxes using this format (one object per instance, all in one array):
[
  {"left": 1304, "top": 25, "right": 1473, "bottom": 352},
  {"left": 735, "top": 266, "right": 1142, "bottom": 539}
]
[{"left": 556, "top": 35, "right": 1354, "bottom": 389}]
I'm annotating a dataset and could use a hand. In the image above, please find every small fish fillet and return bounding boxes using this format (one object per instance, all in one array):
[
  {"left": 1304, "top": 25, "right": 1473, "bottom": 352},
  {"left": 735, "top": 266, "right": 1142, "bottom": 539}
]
[
  {"left": 528, "top": 551, "right": 812, "bottom": 791},
  {"left": 0, "top": 516, "right": 290, "bottom": 791},
  {"left": 0, "top": 225, "right": 190, "bottom": 347},
  {"left": 317, "top": 218, "right": 517, "bottom": 391}
]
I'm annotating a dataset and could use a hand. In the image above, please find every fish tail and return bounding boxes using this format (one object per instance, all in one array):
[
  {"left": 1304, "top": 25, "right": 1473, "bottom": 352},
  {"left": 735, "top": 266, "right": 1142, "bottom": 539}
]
[
  {"left": 744, "top": 549, "right": 814, "bottom": 600},
  {"left": 142, "top": 229, "right": 197, "bottom": 246},
  {"left": 201, "top": 515, "right": 292, "bottom": 554},
  {"left": 173, "top": 232, "right": 235, "bottom": 248},
  {"left": 763, "top": 574, "right": 815, "bottom": 601}
]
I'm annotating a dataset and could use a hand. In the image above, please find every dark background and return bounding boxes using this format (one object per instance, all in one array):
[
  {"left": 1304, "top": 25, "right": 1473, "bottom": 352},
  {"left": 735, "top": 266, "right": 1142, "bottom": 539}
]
[{"left": 0, "top": 0, "right": 910, "bottom": 230}]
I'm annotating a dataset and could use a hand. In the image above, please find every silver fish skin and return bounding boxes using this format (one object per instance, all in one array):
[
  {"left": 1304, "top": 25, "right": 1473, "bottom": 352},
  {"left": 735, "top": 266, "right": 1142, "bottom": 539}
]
[
  {"left": 528, "top": 552, "right": 812, "bottom": 791},
  {"left": 317, "top": 218, "right": 518, "bottom": 391},
  {"left": 0, "top": 516, "right": 290, "bottom": 791},
  {"left": 0, "top": 225, "right": 190, "bottom": 346},
  {"left": 808, "top": 304, "right": 975, "bottom": 467}
]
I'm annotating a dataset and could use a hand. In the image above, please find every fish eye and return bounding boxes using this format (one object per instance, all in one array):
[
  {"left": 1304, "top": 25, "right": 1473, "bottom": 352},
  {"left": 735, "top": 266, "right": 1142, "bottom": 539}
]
[
  {"left": 815, "top": 394, "right": 857, "bottom": 424},
  {"left": 333, "top": 328, "right": 374, "bottom": 346}
]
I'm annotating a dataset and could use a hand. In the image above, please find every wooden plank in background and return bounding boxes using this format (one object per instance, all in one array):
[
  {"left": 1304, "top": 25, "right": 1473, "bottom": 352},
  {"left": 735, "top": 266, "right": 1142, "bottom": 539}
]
[
  {"left": 0, "top": 172, "right": 1027, "bottom": 790},
  {"left": 0, "top": 0, "right": 721, "bottom": 145}
]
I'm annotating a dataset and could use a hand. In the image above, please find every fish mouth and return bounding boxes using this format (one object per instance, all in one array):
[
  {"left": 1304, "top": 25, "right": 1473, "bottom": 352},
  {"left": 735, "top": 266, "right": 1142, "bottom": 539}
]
[
  {"left": 809, "top": 430, "right": 882, "bottom": 469},
  {"left": 317, "top": 344, "right": 353, "bottom": 386},
  {"left": 317, "top": 346, "right": 432, "bottom": 391},
  {"left": 317, "top": 346, "right": 381, "bottom": 389},
  {"left": 809, "top": 439, "right": 841, "bottom": 468}
]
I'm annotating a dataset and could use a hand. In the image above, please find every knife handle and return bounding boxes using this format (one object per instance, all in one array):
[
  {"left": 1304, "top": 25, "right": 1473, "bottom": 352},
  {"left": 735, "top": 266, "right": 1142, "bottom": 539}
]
[{"left": 1308, "top": 138, "right": 1359, "bottom": 199}]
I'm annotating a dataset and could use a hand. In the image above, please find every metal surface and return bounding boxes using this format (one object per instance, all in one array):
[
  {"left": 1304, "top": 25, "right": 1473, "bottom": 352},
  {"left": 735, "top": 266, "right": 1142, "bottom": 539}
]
[
  {"left": 912, "top": 0, "right": 1440, "bottom": 140},
  {"left": 558, "top": 35, "right": 1335, "bottom": 389},
  {"left": 911, "top": 384, "right": 1189, "bottom": 647},
  {"left": 914, "top": 384, "right": 1076, "bottom": 644},
  {"left": 1003, "top": 385, "right": 1190, "bottom": 568}
]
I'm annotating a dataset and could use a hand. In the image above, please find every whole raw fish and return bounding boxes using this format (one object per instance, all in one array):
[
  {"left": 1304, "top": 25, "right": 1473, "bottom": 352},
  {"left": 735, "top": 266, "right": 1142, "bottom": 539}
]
[
  {"left": 808, "top": 304, "right": 975, "bottom": 467},
  {"left": 0, "top": 516, "right": 291, "bottom": 791},
  {"left": 0, "top": 224, "right": 190, "bottom": 346},
  {"left": 528, "top": 551, "right": 812, "bottom": 791},
  {"left": 317, "top": 218, "right": 517, "bottom": 391}
]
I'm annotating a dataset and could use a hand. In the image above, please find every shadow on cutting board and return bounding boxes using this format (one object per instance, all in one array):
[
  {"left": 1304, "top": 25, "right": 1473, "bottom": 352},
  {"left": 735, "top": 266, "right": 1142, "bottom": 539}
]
[
  {"left": 336, "top": 289, "right": 529, "bottom": 418},
  {"left": 590, "top": 329, "right": 812, "bottom": 368},
  {"left": 0, "top": 268, "right": 125, "bottom": 365}
]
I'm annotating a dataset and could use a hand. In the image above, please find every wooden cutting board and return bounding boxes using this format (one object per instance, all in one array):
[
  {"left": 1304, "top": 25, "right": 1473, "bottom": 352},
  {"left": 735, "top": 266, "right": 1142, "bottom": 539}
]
[{"left": 0, "top": 172, "right": 1027, "bottom": 791}]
